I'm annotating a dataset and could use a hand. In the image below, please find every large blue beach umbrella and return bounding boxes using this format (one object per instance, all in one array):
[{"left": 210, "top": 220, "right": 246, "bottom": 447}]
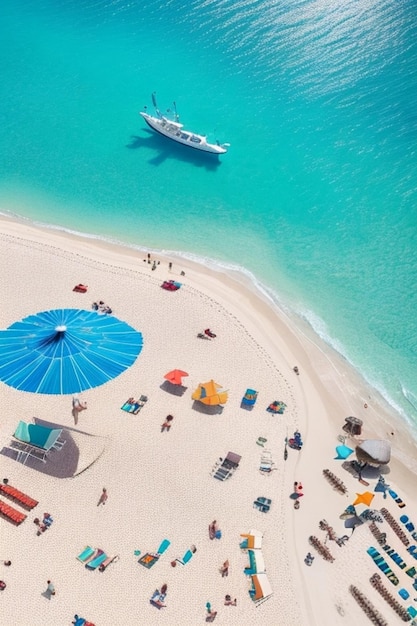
[{"left": 0, "top": 309, "right": 143, "bottom": 394}]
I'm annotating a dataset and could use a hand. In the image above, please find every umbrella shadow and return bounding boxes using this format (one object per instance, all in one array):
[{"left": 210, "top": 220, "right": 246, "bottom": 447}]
[
  {"left": 126, "top": 131, "right": 222, "bottom": 171},
  {"left": 160, "top": 381, "right": 188, "bottom": 397},
  {"left": 191, "top": 401, "right": 224, "bottom": 415}
]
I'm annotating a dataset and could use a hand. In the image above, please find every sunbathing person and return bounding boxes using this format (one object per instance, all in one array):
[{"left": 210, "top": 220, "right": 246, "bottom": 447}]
[
  {"left": 224, "top": 595, "right": 237, "bottom": 606},
  {"left": 150, "top": 584, "right": 167, "bottom": 608},
  {"left": 204, "top": 328, "right": 216, "bottom": 338},
  {"left": 209, "top": 520, "right": 220, "bottom": 540}
]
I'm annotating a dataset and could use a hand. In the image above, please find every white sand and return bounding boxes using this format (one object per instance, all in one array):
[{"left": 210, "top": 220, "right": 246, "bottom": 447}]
[{"left": 0, "top": 215, "right": 416, "bottom": 626}]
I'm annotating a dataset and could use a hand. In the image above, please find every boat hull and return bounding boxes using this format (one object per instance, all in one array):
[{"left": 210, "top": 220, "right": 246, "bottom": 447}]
[{"left": 140, "top": 112, "right": 227, "bottom": 155}]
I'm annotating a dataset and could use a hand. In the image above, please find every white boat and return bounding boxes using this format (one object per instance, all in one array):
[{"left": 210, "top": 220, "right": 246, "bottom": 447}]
[{"left": 140, "top": 93, "right": 229, "bottom": 155}]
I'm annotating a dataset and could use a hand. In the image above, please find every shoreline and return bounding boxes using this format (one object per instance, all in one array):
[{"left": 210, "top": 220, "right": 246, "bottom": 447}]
[
  {"left": 1, "top": 212, "right": 416, "bottom": 455},
  {"left": 2, "top": 208, "right": 415, "bottom": 431},
  {"left": 1, "top": 215, "right": 417, "bottom": 625}
]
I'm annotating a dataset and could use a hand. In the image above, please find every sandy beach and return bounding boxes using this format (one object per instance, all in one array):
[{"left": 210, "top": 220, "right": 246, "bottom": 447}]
[{"left": 0, "top": 215, "right": 417, "bottom": 626}]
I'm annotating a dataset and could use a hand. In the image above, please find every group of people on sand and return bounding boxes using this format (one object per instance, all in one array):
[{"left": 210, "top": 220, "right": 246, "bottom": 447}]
[
  {"left": 92, "top": 300, "right": 112, "bottom": 315},
  {"left": 34, "top": 513, "right": 54, "bottom": 535}
]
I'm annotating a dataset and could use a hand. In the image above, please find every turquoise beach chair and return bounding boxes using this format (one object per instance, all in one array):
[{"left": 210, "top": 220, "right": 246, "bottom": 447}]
[
  {"left": 77, "top": 546, "right": 95, "bottom": 563},
  {"left": 176, "top": 549, "right": 194, "bottom": 565},
  {"left": 86, "top": 550, "right": 107, "bottom": 570},
  {"left": 157, "top": 538, "right": 171, "bottom": 555}
]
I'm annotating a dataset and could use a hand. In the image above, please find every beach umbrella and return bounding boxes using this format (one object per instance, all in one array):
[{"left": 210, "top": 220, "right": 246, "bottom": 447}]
[
  {"left": 191, "top": 380, "right": 228, "bottom": 406},
  {"left": 0, "top": 309, "right": 143, "bottom": 395},
  {"left": 164, "top": 369, "right": 189, "bottom": 385},
  {"left": 353, "top": 492, "right": 375, "bottom": 507},
  {"left": 356, "top": 439, "right": 391, "bottom": 467}
]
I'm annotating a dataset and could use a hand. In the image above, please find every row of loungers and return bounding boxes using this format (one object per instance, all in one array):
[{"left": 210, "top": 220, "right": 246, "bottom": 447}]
[
  {"left": 367, "top": 547, "right": 399, "bottom": 585},
  {"left": 0, "top": 483, "right": 38, "bottom": 510},
  {"left": 240, "top": 530, "right": 273, "bottom": 605},
  {"left": 370, "top": 573, "right": 413, "bottom": 623},
  {"left": 349, "top": 584, "right": 389, "bottom": 626},
  {"left": 0, "top": 499, "right": 27, "bottom": 525}
]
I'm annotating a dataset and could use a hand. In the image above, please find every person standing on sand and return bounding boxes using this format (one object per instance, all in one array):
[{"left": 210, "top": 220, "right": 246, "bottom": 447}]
[
  {"left": 161, "top": 415, "right": 174, "bottom": 432},
  {"left": 72, "top": 396, "right": 87, "bottom": 425},
  {"left": 220, "top": 560, "right": 229, "bottom": 577},
  {"left": 46, "top": 580, "right": 55, "bottom": 596},
  {"left": 97, "top": 488, "right": 108, "bottom": 506}
]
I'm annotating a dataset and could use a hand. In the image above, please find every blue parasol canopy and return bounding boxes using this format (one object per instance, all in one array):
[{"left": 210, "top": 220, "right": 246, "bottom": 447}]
[{"left": 0, "top": 309, "right": 143, "bottom": 394}]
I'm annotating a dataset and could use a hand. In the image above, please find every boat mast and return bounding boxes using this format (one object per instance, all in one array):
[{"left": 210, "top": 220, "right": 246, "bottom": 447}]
[
  {"left": 173, "top": 101, "right": 179, "bottom": 122},
  {"left": 152, "top": 92, "right": 162, "bottom": 118}
]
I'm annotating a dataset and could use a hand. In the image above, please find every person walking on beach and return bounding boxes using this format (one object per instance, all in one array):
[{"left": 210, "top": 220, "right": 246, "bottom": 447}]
[
  {"left": 220, "top": 559, "right": 229, "bottom": 577},
  {"left": 206, "top": 602, "right": 217, "bottom": 622},
  {"left": 97, "top": 488, "right": 108, "bottom": 506},
  {"left": 46, "top": 580, "right": 55, "bottom": 597},
  {"left": 72, "top": 396, "right": 87, "bottom": 425},
  {"left": 161, "top": 415, "right": 174, "bottom": 432}
]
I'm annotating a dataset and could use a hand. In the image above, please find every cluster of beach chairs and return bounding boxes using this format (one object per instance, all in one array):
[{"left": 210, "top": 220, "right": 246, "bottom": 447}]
[
  {"left": 308, "top": 535, "right": 334, "bottom": 562},
  {"left": 369, "top": 521, "right": 387, "bottom": 546},
  {"left": 367, "top": 547, "right": 399, "bottom": 585},
  {"left": 369, "top": 573, "right": 412, "bottom": 622},
  {"left": 240, "top": 530, "right": 273, "bottom": 606},
  {"left": 77, "top": 546, "right": 119, "bottom": 572},
  {"left": 0, "top": 482, "right": 38, "bottom": 526},
  {"left": 318, "top": 519, "right": 349, "bottom": 547},
  {"left": 380, "top": 508, "right": 410, "bottom": 546},
  {"left": 322, "top": 469, "right": 347, "bottom": 494},
  {"left": 349, "top": 584, "right": 389, "bottom": 626}
]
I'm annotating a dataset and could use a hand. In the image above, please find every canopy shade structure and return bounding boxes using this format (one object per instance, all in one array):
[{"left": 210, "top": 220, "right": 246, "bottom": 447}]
[
  {"left": 240, "top": 529, "right": 263, "bottom": 550},
  {"left": 192, "top": 380, "right": 228, "bottom": 406},
  {"left": 163, "top": 369, "right": 189, "bottom": 385},
  {"left": 356, "top": 439, "right": 391, "bottom": 467},
  {"left": 250, "top": 572, "right": 273, "bottom": 602},
  {"left": 0, "top": 309, "right": 143, "bottom": 394}
]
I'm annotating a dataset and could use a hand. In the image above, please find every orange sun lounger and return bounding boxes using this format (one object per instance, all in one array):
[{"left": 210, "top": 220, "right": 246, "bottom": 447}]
[
  {"left": 0, "top": 484, "right": 38, "bottom": 510},
  {"left": 0, "top": 499, "right": 27, "bottom": 525}
]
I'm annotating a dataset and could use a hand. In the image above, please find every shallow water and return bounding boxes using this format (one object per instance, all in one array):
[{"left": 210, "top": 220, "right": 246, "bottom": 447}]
[{"left": 1, "top": 0, "right": 416, "bottom": 424}]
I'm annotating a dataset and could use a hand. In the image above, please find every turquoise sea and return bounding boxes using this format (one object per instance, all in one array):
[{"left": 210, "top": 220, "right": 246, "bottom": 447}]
[{"left": 1, "top": 1, "right": 416, "bottom": 426}]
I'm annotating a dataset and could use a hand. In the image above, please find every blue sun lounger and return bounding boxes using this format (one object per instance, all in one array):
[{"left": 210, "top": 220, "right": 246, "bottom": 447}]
[
  {"left": 157, "top": 538, "right": 170, "bottom": 555},
  {"left": 77, "top": 546, "right": 95, "bottom": 563},
  {"left": 86, "top": 550, "right": 107, "bottom": 570},
  {"left": 175, "top": 549, "right": 194, "bottom": 565}
]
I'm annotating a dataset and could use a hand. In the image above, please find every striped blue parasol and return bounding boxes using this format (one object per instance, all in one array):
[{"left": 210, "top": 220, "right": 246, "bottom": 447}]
[{"left": 0, "top": 309, "right": 143, "bottom": 394}]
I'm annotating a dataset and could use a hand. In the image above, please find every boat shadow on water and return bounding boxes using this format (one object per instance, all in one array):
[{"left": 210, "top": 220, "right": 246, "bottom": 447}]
[{"left": 127, "top": 131, "right": 222, "bottom": 171}]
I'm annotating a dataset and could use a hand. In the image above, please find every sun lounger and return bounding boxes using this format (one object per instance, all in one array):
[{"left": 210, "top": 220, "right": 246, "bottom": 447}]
[
  {"left": 175, "top": 549, "right": 195, "bottom": 566},
  {"left": 77, "top": 546, "right": 95, "bottom": 563},
  {"left": 85, "top": 550, "right": 107, "bottom": 570},
  {"left": 0, "top": 484, "right": 38, "bottom": 510},
  {"left": 0, "top": 499, "right": 27, "bottom": 525},
  {"left": 99, "top": 554, "right": 119, "bottom": 572},
  {"left": 157, "top": 538, "right": 171, "bottom": 554}
]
